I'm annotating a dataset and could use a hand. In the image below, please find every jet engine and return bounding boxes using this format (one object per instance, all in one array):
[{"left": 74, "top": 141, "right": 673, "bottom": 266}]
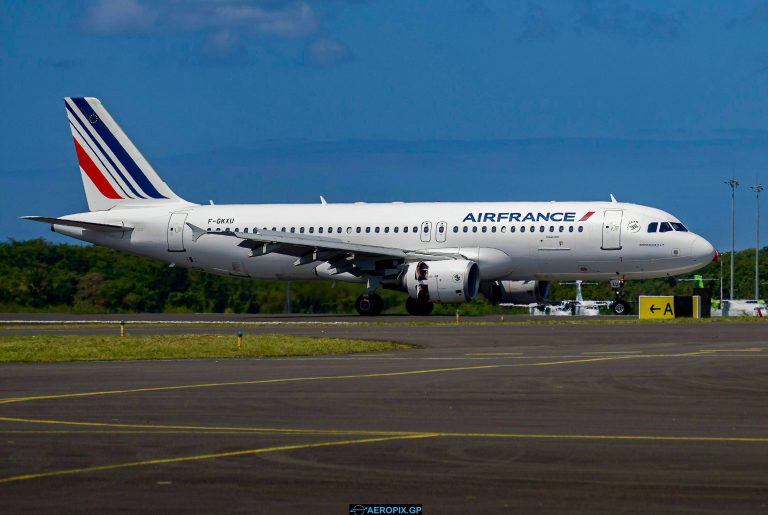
[
  {"left": 480, "top": 280, "right": 550, "bottom": 304},
  {"left": 399, "top": 260, "right": 480, "bottom": 303}
]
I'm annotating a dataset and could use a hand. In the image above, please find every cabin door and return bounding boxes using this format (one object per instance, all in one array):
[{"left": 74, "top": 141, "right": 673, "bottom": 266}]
[
  {"left": 167, "top": 213, "right": 188, "bottom": 252},
  {"left": 601, "top": 210, "right": 623, "bottom": 250}
]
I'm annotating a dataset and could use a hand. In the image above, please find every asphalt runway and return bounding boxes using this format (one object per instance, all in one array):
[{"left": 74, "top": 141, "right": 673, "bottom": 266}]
[{"left": 1, "top": 318, "right": 767, "bottom": 514}]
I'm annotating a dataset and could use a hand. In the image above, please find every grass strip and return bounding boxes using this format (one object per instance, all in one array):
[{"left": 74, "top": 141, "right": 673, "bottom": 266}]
[{"left": 0, "top": 334, "right": 408, "bottom": 363}]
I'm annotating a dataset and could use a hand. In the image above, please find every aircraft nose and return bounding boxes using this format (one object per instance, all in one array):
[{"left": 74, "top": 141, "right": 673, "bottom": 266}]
[{"left": 690, "top": 236, "right": 716, "bottom": 263}]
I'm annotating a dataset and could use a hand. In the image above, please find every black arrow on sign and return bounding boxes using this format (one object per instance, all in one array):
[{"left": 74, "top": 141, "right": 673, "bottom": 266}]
[{"left": 650, "top": 305, "right": 660, "bottom": 313}]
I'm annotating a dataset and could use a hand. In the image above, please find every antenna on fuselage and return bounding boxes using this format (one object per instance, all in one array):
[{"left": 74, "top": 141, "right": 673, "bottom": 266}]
[
  {"left": 320, "top": 196, "right": 327, "bottom": 205},
  {"left": 610, "top": 194, "right": 617, "bottom": 203}
]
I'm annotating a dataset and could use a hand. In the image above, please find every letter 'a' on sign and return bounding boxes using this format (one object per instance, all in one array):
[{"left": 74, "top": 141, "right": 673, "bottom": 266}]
[{"left": 639, "top": 295, "right": 675, "bottom": 319}]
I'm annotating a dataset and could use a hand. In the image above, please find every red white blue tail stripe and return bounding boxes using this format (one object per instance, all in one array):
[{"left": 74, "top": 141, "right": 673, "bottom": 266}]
[{"left": 65, "top": 97, "right": 176, "bottom": 204}]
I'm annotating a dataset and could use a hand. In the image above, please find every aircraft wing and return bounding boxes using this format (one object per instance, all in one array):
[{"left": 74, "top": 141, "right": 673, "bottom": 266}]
[
  {"left": 187, "top": 223, "right": 461, "bottom": 275},
  {"left": 21, "top": 216, "right": 133, "bottom": 233}
]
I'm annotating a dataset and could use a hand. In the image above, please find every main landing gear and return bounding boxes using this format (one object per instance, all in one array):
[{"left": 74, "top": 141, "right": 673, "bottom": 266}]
[
  {"left": 610, "top": 279, "right": 632, "bottom": 315},
  {"left": 405, "top": 297, "right": 434, "bottom": 316},
  {"left": 355, "top": 294, "right": 384, "bottom": 316}
]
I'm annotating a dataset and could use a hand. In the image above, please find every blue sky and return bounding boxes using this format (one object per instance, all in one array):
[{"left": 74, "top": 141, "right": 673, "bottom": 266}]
[{"left": 1, "top": 0, "right": 767, "bottom": 250}]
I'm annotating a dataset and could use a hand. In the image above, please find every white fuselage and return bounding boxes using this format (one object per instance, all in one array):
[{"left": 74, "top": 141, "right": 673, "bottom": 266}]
[{"left": 52, "top": 200, "right": 716, "bottom": 283}]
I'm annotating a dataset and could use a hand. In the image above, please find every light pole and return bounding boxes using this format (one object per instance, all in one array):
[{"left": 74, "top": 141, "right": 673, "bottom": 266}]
[
  {"left": 725, "top": 179, "right": 739, "bottom": 300},
  {"left": 751, "top": 183, "right": 763, "bottom": 300}
]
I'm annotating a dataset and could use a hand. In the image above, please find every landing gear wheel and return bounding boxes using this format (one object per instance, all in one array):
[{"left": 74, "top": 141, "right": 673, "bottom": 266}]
[
  {"left": 405, "top": 297, "right": 434, "bottom": 316},
  {"left": 611, "top": 300, "right": 631, "bottom": 315},
  {"left": 355, "top": 294, "right": 384, "bottom": 316}
]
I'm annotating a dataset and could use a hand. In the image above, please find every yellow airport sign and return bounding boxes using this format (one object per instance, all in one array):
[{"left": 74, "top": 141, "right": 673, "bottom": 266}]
[
  {"left": 639, "top": 295, "right": 701, "bottom": 319},
  {"left": 639, "top": 296, "right": 675, "bottom": 319}
]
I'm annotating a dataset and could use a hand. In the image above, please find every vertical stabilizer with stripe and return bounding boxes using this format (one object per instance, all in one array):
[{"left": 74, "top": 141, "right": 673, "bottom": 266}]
[{"left": 65, "top": 97, "right": 184, "bottom": 211}]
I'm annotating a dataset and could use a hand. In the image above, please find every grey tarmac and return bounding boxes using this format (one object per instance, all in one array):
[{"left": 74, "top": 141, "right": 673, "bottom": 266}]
[{"left": 0, "top": 316, "right": 766, "bottom": 514}]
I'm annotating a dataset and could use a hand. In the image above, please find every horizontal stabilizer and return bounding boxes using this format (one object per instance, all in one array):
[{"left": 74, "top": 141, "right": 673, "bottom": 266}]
[{"left": 21, "top": 216, "right": 133, "bottom": 233}]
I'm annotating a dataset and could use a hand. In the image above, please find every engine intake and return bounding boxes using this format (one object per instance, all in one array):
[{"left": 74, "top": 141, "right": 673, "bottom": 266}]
[{"left": 401, "top": 260, "right": 480, "bottom": 304}]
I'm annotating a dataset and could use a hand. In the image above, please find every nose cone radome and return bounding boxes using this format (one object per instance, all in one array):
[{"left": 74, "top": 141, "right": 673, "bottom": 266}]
[{"left": 690, "top": 236, "right": 716, "bottom": 264}]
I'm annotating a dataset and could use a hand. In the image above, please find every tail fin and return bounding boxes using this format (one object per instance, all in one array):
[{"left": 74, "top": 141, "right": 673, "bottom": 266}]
[{"left": 64, "top": 97, "right": 185, "bottom": 211}]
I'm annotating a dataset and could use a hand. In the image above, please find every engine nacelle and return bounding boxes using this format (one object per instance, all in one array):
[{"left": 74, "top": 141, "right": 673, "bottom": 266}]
[
  {"left": 481, "top": 280, "right": 550, "bottom": 304},
  {"left": 401, "top": 260, "right": 480, "bottom": 304}
]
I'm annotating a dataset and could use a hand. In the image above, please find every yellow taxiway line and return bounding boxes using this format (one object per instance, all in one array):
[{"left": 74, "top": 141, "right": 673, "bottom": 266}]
[{"left": 0, "top": 352, "right": 719, "bottom": 406}]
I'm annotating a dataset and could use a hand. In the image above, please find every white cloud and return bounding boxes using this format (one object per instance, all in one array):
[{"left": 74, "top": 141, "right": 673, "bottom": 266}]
[
  {"left": 304, "top": 37, "right": 353, "bottom": 66},
  {"left": 84, "top": 0, "right": 318, "bottom": 38},
  {"left": 85, "top": 0, "right": 158, "bottom": 33}
]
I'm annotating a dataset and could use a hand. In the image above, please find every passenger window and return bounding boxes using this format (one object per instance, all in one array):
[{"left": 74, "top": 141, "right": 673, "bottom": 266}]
[
  {"left": 491, "top": 226, "right": 497, "bottom": 233},
  {"left": 309, "top": 227, "right": 314, "bottom": 234},
  {"left": 394, "top": 227, "right": 399, "bottom": 233},
  {"left": 404, "top": 227, "right": 408, "bottom": 233},
  {"left": 281, "top": 227, "right": 285, "bottom": 232},
  {"left": 501, "top": 226, "right": 506, "bottom": 233},
  {"left": 659, "top": 222, "right": 673, "bottom": 233},
  {"left": 578, "top": 226, "right": 584, "bottom": 232},
  {"left": 520, "top": 226, "right": 525, "bottom": 233},
  {"left": 549, "top": 226, "right": 554, "bottom": 232},
  {"left": 453, "top": 226, "right": 458, "bottom": 233},
  {"left": 356, "top": 227, "right": 362, "bottom": 233},
  {"left": 438, "top": 225, "right": 444, "bottom": 234},
  {"left": 648, "top": 222, "right": 658, "bottom": 233},
  {"left": 336, "top": 227, "right": 341, "bottom": 233},
  {"left": 318, "top": 227, "right": 323, "bottom": 234},
  {"left": 290, "top": 227, "right": 295, "bottom": 233},
  {"left": 568, "top": 226, "right": 573, "bottom": 232},
  {"left": 215, "top": 228, "right": 221, "bottom": 232},
  {"left": 346, "top": 227, "right": 352, "bottom": 234},
  {"left": 510, "top": 226, "right": 515, "bottom": 233},
  {"left": 207, "top": 228, "right": 211, "bottom": 232},
  {"left": 365, "top": 227, "right": 371, "bottom": 233},
  {"left": 225, "top": 227, "right": 230, "bottom": 232},
  {"left": 539, "top": 226, "right": 545, "bottom": 233},
  {"left": 463, "top": 226, "right": 468, "bottom": 233},
  {"left": 243, "top": 228, "right": 248, "bottom": 233},
  {"left": 235, "top": 228, "right": 240, "bottom": 232},
  {"left": 530, "top": 226, "right": 535, "bottom": 232},
  {"left": 472, "top": 226, "right": 478, "bottom": 233},
  {"left": 559, "top": 226, "right": 564, "bottom": 232},
  {"left": 300, "top": 227, "right": 305, "bottom": 234},
  {"left": 413, "top": 226, "right": 418, "bottom": 232},
  {"left": 385, "top": 227, "right": 390, "bottom": 233},
  {"left": 482, "top": 226, "right": 487, "bottom": 233},
  {"left": 375, "top": 227, "right": 380, "bottom": 233},
  {"left": 271, "top": 227, "right": 276, "bottom": 231}
]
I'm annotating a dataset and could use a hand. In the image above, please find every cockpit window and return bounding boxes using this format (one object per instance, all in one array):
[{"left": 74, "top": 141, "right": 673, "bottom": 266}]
[
  {"left": 648, "top": 222, "right": 658, "bottom": 233},
  {"left": 659, "top": 222, "right": 673, "bottom": 233},
  {"left": 670, "top": 222, "right": 688, "bottom": 232}
]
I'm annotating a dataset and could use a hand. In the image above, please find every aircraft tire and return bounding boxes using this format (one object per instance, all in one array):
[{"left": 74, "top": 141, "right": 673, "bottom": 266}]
[
  {"left": 355, "top": 294, "right": 383, "bottom": 316},
  {"left": 405, "top": 297, "right": 434, "bottom": 316},
  {"left": 611, "top": 300, "right": 631, "bottom": 315}
]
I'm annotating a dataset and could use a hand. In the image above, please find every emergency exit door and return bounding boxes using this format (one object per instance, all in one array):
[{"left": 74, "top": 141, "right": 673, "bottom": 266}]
[
  {"left": 420, "top": 221, "right": 432, "bottom": 242},
  {"left": 601, "top": 210, "right": 623, "bottom": 250},
  {"left": 435, "top": 221, "right": 447, "bottom": 243},
  {"left": 167, "top": 213, "right": 187, "bottom": 252}
]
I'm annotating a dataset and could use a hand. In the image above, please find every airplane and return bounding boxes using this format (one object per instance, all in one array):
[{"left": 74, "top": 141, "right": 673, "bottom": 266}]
[{"left": 23, "top": 97, "right": 718, "bottom": 316}]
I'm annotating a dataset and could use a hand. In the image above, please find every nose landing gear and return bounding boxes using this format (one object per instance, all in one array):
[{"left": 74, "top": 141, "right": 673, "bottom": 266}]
[{"left": 610, "top": 279, "right": 632, "bottom": 315}]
